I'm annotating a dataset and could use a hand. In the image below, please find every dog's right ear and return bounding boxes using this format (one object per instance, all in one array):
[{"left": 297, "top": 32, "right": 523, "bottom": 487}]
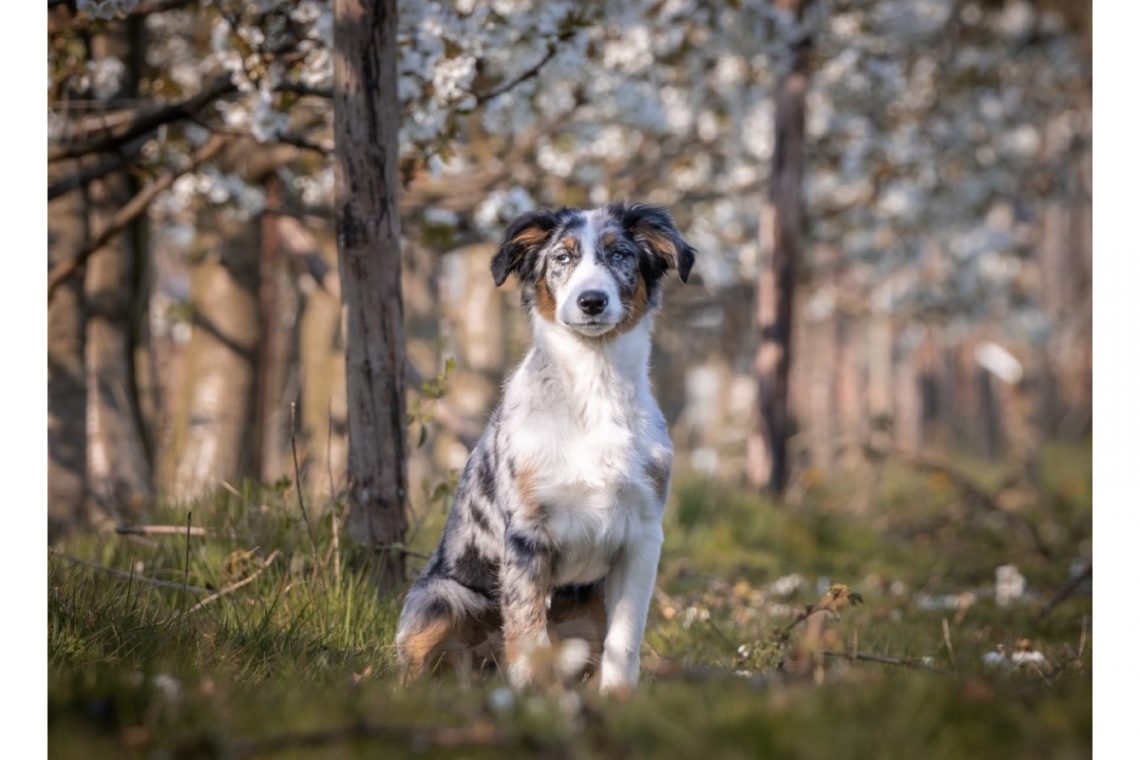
[{"left": 492, "top": 209, "right": 561, "bottom": 287}]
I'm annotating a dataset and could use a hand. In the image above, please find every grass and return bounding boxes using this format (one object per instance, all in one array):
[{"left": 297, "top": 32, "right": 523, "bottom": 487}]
[{"left": 48, "top": 441, "right": 1091, "bottom": 758}]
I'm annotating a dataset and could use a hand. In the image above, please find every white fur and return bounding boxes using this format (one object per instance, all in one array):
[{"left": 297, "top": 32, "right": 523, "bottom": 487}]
[
  {"left": 500, "top": 311, "right": 672, "bottom": 692},
  {"left": 557, "top": 209, "right": 625, "bottom": 333}
]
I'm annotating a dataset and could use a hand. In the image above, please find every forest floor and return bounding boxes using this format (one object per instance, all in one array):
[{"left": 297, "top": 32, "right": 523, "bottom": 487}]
[{"left": 48, "top": 441, "right": 1091, "bottom": 758}]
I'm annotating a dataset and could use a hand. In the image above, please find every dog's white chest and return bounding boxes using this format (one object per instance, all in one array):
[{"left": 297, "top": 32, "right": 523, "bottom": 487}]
[{"left": 511, "top": 396, "right": 660, "bottom": 585}]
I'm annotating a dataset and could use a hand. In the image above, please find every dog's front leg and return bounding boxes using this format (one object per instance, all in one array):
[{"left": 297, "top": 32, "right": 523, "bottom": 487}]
[
  {"left": 500, "top": 526, "right": 553, "bottom": 688},
  {"left": 600, "top": 525, "right": 663, "bottom": 695}
]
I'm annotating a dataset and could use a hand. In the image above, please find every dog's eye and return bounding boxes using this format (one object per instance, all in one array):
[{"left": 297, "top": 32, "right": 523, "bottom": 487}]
[
  {"left": 610, "top": 249, "right": 628, "bottom": 262},
  {"left": 555, "top": 252, "right": 572, "bottom": 265}
]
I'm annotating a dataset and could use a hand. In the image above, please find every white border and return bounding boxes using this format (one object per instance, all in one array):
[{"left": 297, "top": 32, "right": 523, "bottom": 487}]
[
  {"left": 6, "top": 0, "right": 48, "bottom": 756},
  {"left": 1093, "top": 1, "right": 1137, "bottom": 757}
]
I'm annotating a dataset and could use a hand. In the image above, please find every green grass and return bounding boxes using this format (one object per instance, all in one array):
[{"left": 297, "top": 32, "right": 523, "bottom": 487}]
[{"left": 48, "top": 441, "right": 1091, "bottom": 758}]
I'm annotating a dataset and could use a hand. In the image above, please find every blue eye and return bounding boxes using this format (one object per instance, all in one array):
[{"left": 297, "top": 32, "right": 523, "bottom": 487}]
[
  {"left": 555, "top": 253, "right": 572, "bottom": 265},
  {"left": 610, "top": 249, "right": 627, "bottom": 262}
]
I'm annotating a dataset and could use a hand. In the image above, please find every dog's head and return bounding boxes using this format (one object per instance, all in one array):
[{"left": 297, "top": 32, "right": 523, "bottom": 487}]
[{"left": 491, "top": 203, "right": 696, "bottom": 338}]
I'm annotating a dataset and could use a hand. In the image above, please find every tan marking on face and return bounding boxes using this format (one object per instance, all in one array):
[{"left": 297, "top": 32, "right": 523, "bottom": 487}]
[
  {"left": 645, "top": 456, "right": 671, "bottom": 501},
  {"left": 601, "top": 231, "right": 618, "bottom": 247},
  {"left": 614, "top": 272, "right": 651, "bottom": 335},
  {"left": 533, "top": 278, "right": 557, "bottom": 321},
  {"left": 562, "top": 236, "right": 579, "bottom": 253},
  {"left": 511, "top": 226, "right": 551, "bottom": 248},
  {"left": 640, "top": 228, "right": 679, "bottom": 265}
]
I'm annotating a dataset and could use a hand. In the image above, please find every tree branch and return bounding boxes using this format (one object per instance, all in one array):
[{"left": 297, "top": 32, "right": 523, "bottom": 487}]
[
  {"left": 49, "top": 75, "right": 236, "bottom": 162},
  {"left": 275, "top": 81, "right": 333, "bottom": 99},
  {"left": 47, "top": 134, "right": 230, "bottom": 301},
  {"left": 48, "top": 137, "right": 147, "bottom": 201},
  {"left": 472, "top": 31, "right": 575, "bottom": 105}
]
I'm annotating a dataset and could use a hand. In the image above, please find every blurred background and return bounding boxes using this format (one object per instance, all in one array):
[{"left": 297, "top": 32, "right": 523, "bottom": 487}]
[{"left": 47, "top": 0, "right": 1091, "bottom": 533}]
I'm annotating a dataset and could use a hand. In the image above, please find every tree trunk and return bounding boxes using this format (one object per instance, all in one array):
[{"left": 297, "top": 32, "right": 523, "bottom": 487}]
[
  {"left": 334, "top": 0, "right": 408, "bottom": 587},
  {"left": 254, "top": 178, "right": 300, "bottom": 484},
  {"left": 84, "top": 173, "right": 154, "bottom": 521},
  {"left": 751, "top": 0, "right": 813, "bottom": 497},
  {"left": 168, "top": 225, "right": 260, "bottom": 500},
  {"left": 48, "top": 182, "right": 89, "bottom": 537}
]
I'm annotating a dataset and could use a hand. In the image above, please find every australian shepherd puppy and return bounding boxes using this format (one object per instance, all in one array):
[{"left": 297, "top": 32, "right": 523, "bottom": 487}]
[{"left": 395, "top": 202, "right": 696, "bottom": 694}]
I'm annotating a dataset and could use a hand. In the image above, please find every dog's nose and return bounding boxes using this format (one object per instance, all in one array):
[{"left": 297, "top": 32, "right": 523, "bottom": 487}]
[{"left": 577, "top": 290, "right": 609, "bottom": 316}]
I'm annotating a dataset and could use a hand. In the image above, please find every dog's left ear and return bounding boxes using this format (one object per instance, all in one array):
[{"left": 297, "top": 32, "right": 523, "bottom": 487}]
[
  {"left": 492, "top": 209, "right": 561, "bottom": 287},
  {"left": 616, "top": 203, "right": 697, "bottom": 283}
]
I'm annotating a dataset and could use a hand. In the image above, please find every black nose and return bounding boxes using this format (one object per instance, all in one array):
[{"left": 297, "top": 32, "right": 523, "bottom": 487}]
[{"left": 577, "top": 290, "right": 609, "bottom": 316}]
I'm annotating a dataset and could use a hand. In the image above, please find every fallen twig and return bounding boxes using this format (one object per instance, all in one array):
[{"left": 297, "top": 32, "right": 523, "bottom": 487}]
[
  {"left": 1038, "top": 563, "right": 1091, "bottom": 620},
  {"left": 185, "top": 550, "right": 281, "bottom": 614},
  {"left": 116, "top": 524, "right": 208, "bottom": 537},
  {"left": 821, "top": 650, "right": 950, "bottom": 675},
  {"left": 778, "top": 585, "right": 864, "bottom": 644},
  {"left": 49, "top": 551, "right": 210, "bottom": 595}
]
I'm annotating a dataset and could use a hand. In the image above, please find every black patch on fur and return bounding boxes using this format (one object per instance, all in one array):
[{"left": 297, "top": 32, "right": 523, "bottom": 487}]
[
  {"left": 424, "top": 596, "right": 452, "bottom": 622},
  {"left": 422, "top": 552, "right": 445, "bottom": 578},
  {"left": 477, "top": 450, "right": 496, "bottom": 504},
  {"left": 609, "top": 202, "right": 697, "bottom": 285},
  {"left": 451, "top": 544, "right": 498, "bottom": 598},
  {"left": 492, "top": 208, "right": 580, "bottom": 286},
  {"left": 553, "top": 580, "right": 604, "bottom": 603},
  {"left": 468, "top": 498, "right": 494, "bottom": 535},
  {"left": 506, "top": 530, "right": 545, "bottom": 559}
]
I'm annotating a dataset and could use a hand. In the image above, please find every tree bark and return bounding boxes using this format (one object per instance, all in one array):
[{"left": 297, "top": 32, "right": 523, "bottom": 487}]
[
  {"left": 82, "top": 17, "right": 154, "bottom": 522},
  {"left": 254, "top": 178, "right": 300, "bottom": 483},
  {"left": 334, "top": 0, "right": 408, "bottom": 587},
  {"left": 48, "top": 181, "right": 89, "bottom": 537},
  {"left": 167, "top": 226, "right": 260, "bottom": 500},
  {"left": 84, "top": 174, "right": 154, "bottom": 521},
  {"left": 751, "top": 0, "right": 813, "bottom": 497}
]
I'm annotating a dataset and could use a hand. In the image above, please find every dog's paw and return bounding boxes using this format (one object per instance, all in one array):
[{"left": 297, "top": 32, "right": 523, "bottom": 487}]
[{"left": 598, "top": 678, "right": 635, "bottom": 700}]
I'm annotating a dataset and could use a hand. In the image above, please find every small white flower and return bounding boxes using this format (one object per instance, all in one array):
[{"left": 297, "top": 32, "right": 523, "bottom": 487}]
[
  {"left": 1010, "top": 650, "right": 1047, "bottom": 667},
  {"left": 769, "top": 573, "right": 806, "bottom": 598},
  {"left": 982, "top": 650, "right": 1007, "bottom": 667},
  {"left": 995, "top": 565, "right": 1027, "bottom": 607},
  {"left": 152, "top": 673, "right": 182, "bottom": 703},
  {"left": 488, "top": 687, "right": 515, "bottom": 714}
]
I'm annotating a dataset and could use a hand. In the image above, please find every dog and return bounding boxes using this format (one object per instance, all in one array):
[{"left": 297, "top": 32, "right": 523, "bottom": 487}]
[{"left": 395, "top": 202, "right": 696, "bottom": 694}]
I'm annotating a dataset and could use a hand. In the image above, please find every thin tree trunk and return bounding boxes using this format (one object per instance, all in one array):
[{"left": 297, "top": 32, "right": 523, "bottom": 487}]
[
  {"left": 751, "top": 0, "right": 813, "bottom": 496},
  {"left": 82, "top": 23, "right": 153, "bottom": 522},
  {"left": 254, "top": 178, "right": 299, "bottom": 483},
  {"left": 334, "top": 0, "right": 408, "bottom": 587},
  {"left": 168, "top": 225, "right": 260, "bottom": 500},
  {"left": 48, "top": 181, "right": 89, "bottom": 537},
  {"left": 281, "top": 216, "right": 348, "bottom": 502},
  {"left": 85, "top": 174, "right": 153, "bottom": 520}
]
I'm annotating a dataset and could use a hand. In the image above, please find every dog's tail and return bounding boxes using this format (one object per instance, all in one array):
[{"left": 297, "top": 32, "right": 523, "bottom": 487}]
[{"left": 395, "top": 563, "right": 496, "bottom": 678}]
